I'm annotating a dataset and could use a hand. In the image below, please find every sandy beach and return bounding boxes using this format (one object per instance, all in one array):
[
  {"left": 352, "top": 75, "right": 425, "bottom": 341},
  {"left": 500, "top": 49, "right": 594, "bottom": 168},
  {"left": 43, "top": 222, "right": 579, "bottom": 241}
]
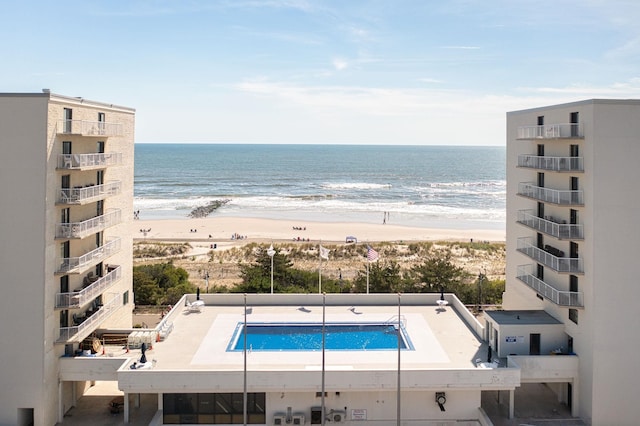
[{"left": 133, "top": 216, "right": 505, "bottom": 245}]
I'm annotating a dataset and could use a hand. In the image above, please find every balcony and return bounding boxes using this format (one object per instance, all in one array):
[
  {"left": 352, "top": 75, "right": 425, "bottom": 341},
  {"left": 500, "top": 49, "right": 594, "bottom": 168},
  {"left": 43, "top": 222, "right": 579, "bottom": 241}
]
[
  {"left": 57, "top": 152, "right": 122, "bottom": 170},
  {"left": 518, "top": 155, "right": 583, "bottom": 172},
  {"left": 56, "top": 238, "right": 121, "bottom": 274},
  {"left": 508, "top": 355, "right": 578, "bottom": 382},
  {"left": 58, "top": 181, "right": 121, "bottom": 205},
  {"left": 56, "top": 265, "right": 122, "bottom": 309},
  {"left": 516, "top": 265, "right": 583, "bottom": 307},
  {"left": 517, "top": 123, "right": 583, "bottom": 140},
  {"left": 57, "top": 294, "right": 122, "bottom": 343},
  {"left": 57, "top": 120, "right": 123, "bottom": 137},
  {"left": 517, "top": 237, "right": 583, "bottom": 274},
  {"left": 518, "top": 182, "right": 584, "bottom": 206},
  {"left": 56, "top": 209, "right": 122, "bottom": 239},
  {"left": 517, "top": 210, "right": 583, "bottom": 240}
]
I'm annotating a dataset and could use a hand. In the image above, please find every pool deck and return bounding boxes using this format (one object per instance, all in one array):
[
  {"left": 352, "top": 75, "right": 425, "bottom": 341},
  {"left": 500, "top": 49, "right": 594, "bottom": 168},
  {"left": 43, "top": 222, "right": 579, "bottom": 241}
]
[{"left": 144, "top": 299, "right": 485, "bottom": 372}]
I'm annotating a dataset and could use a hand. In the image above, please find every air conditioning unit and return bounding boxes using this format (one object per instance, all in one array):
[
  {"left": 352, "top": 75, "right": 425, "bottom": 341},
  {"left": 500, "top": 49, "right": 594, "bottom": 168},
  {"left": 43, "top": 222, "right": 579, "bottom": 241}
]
[
  {"left": 330, "top": 410, "right": 346, "bottom": 423},
  {"left": 292, "top": 413, "right": 305, "bottom": 424},
  {"left": 272, "top": 414, "right": 286, "bottom": 425}
]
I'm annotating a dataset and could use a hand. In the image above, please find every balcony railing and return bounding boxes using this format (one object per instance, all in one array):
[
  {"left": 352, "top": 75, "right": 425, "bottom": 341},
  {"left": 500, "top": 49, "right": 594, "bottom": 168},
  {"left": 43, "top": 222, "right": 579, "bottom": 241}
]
[
  {"left": 517, "top": 210, "right": 583, "bottom": 240},
  {"left": 56, "top": 265, "right": 122, "bottom": 309},
  {"left": 57, "top": 294, "right": 122, "bottom": 343},
  {"left": 518, "top": 182, "right": 584, "bottom": 205},
  {"left": 57, "top": 152, "right": 122, "bottom": 170},
  {"left": 517, "top": 237, "right": 583, "bottom": 273},
  {"left": 518, "top": 155, "right": 584, "bottom": 172},
  {"left": 56, "top": 238, "right": 121, "bottom": 274},
  {"left": 58, "top": 181, "right": 121, "bottom": 205},
  {"left": 56, "top": 209, "right": 122, "bottom": 239},
  {"left": 517, "top": 123, "right": 583, "bottom": 139},
  {"left": 517, "top": 265, "right": 583, "bottom": 307},
  {"left": 57, "top": 120, "right": 123, "bottom": 137}
]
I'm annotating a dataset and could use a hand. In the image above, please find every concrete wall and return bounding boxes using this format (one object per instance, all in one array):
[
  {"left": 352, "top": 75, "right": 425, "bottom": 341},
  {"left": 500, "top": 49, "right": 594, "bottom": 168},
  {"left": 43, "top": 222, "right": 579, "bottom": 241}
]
[{"left": 0, "top": 94, "right": 50, "bottom": 426}]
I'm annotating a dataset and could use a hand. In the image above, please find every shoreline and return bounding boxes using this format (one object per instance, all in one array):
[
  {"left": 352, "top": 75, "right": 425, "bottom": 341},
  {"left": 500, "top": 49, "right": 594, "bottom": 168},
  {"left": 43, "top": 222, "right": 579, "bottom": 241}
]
[{"left": 132, "top": 216, "right": 505, "bottom": 246}]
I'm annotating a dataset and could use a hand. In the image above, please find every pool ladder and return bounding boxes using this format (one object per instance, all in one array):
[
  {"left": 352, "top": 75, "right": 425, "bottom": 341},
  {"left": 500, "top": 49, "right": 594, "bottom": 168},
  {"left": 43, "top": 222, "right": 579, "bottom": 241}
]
[{"left": 384, "top": 315, "right": 407, "bottom": 329}]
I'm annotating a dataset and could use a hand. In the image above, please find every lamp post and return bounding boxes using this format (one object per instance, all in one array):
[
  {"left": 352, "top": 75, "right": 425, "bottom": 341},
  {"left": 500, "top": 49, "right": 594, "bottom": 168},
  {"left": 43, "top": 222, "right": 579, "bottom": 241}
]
[{"left": 267, "top": 244, "right": 276, "bottom": 294}]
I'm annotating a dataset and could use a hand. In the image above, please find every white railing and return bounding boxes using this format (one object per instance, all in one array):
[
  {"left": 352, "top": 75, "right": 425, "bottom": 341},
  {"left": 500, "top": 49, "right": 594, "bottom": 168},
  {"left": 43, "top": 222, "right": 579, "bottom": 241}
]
[
  {"left": 517, "top": 155, "right": 583, "bottom": 172},
  {"left": 56, "top": 266, "right": 122, "bottom": 309},
  {"left": 516, "top": 265, "right": 583, "bottom": 307},
  {"left": 58, "top": 181, "right": 121, "bottom": 204},
  {"left": 518, "top": 182, "right": 584, "bottom": 205},
  {"left": 57, "top": 119, "right": 123, "bottom": 137},
  {"left": 56, "top": 238, "right": 121, "bottom": 274},
  {"left": 516, "top": 237, "right": 583, "bottom": 273},
  {"left": 57, "top": 294, "right": 122, "bottom": 343},
  {"left": 56, "top": 209, "right": 122, "bottom": 239},
  {"left": 517, "top": 123, "right": 583, "bottom": 139},
  {"left": 517, "top": 210, "right": 583, "bottom": 240},
  {"left": 57, "top": 152, "right": 122, "bottom": 169}
]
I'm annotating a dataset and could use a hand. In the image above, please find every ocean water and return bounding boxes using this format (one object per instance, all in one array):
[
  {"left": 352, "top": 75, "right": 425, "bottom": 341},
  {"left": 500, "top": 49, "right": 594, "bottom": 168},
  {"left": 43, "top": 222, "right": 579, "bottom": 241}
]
[{"left": 134, "top": 144, "right": 506, "bottom": 230}]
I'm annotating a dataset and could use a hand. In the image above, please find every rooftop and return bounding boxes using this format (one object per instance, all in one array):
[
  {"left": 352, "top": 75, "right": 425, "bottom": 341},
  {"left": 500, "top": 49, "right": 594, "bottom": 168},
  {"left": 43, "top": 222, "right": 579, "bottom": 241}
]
[{"left": 143, "top": 293, "right": 486, "bottom": 373}]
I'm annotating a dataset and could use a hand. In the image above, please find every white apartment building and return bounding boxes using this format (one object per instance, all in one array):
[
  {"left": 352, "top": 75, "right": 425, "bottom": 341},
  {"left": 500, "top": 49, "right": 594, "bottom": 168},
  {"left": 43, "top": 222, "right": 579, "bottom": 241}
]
[
  {"left": 494, "top": 99, "right": 640, "bottom": 425},
  {"left": 0, "top": 91, "right": 135, "bottom": 425}
]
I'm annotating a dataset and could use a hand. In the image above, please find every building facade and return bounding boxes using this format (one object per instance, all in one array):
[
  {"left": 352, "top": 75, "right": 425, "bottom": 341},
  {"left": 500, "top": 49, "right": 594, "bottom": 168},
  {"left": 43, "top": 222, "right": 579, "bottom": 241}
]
[
  {"left": 0, "top": 91, "right": 135, "bottom": 425},
  {"left": 500, "top": 99, "right": 640, "bottom": 425}
]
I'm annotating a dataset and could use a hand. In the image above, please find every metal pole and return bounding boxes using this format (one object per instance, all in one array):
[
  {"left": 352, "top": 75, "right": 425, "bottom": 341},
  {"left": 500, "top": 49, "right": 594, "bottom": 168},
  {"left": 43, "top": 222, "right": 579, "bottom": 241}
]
[
  {"left": 267, "top": 244, "right": 275, "bottom": 294},
  {"left": 397, "top": 293, "right": 401, "bottom": 426},
  {"left": 366, "top": 261, "right": 369, "bottom": 294},
  {"left": 321, "top": 293, "right": 326, "bottom": 426},
  {"left": 243, "top": 294, "right": 247, "bottom": 426}
]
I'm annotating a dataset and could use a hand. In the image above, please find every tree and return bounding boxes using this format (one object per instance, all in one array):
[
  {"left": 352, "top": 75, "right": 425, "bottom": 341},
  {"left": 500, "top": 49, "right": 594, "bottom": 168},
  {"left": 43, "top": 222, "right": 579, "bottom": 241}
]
[
  {"left": 133, "top": 262, "right": 193, "bottom": 305},
  {"left": 233, "top": 245, "right": 347, "bottom": 293},
  {"left": 405, "top": 252, "right": 470, "bottom": 294},
  {"left": 353, "top": 261, "right": 403, "bottom": 293}
]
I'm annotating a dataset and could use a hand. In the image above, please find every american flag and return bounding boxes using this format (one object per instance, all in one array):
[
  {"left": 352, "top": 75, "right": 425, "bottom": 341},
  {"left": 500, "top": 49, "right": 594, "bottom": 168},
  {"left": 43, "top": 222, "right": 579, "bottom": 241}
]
[{"left": 367, "top": 246, "right": 379, "bottom": 262}]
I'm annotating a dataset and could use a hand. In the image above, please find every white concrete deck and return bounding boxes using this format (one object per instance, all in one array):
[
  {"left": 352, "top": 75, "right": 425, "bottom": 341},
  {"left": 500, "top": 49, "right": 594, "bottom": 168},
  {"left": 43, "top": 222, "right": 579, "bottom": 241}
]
[{"left": 141, "top": 294, "right": 484, "bottom": 372}]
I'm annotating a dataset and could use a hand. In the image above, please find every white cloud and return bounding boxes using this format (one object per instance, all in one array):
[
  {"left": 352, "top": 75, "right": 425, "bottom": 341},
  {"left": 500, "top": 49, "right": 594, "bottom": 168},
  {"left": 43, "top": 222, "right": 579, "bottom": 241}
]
[{"left": 332, "top": 58, "right": 349, "bottom": 71}]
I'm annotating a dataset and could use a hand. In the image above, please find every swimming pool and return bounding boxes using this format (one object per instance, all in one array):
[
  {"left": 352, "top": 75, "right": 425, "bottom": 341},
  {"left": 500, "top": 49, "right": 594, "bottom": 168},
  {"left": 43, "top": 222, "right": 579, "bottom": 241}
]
[{"left": 227, "top": 322, "right": 414, "bottom": 352}]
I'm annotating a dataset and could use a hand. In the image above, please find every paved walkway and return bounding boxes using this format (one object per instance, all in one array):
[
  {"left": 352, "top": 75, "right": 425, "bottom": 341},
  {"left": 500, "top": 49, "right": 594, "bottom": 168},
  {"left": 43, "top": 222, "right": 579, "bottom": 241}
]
[{"left": 56, "top": 381, "right": 157, "bottom": 426}]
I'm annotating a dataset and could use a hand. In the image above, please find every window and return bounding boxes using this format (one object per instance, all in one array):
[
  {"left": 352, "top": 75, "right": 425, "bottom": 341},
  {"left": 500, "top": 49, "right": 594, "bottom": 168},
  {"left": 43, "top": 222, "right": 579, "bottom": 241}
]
[
  {"left": 62, "top": 141, "right": 72, "bottom": 155},
  {"left": 570, "top": 112, "right": 579, "bottom": 137},
  {"left": 61, "top": 208, "right": 70, "bottom": 224},
  {"left": 97, "top": 141, "right": 105, "bottom": 153},
  {"left": 163, "top": 393, "right": 265, "bottom": 424},
  {"left": 123, "top": 291, "right": 129, "bottom": 305},
  {"left": 569, "top": 308, "right": 578, "bottom": 324},
  {"left": 63, "top": 108, "right": 73, "bottom": 132},
  {"left": 537, "top": 172, "right": 544, "bottom": 188}
]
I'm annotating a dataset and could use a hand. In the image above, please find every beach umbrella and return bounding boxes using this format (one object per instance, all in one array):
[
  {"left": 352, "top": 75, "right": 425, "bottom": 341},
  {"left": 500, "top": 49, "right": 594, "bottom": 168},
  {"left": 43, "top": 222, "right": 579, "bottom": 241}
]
[
  {"left": 197, "top": 287, "right": 200, "bottom": 301},
  {"left": 140, "top": 342, "right": 147, "bottom": 364},
  {"left": 440, "top": 286, "right": 445, "bottom": 301}
]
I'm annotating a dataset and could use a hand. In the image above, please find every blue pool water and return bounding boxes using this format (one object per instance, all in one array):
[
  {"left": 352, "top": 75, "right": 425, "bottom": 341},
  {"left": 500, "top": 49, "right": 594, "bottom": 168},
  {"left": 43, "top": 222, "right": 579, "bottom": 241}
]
[{"left": 227, "top": 323, "right": 413, "bottom": 352}]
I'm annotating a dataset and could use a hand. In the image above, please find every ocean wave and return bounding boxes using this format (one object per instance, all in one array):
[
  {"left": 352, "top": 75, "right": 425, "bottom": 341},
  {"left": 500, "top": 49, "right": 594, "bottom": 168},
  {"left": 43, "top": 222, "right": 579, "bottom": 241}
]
[{"left": 321, "top": 182, "right": 392, "bottom": 190}]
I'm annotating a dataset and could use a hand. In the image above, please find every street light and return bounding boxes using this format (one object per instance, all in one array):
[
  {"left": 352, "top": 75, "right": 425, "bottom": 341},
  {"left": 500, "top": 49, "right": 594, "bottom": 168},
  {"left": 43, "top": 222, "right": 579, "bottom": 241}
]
[{"left": 267, "top": 244, "right": 276, "bottom": 294}]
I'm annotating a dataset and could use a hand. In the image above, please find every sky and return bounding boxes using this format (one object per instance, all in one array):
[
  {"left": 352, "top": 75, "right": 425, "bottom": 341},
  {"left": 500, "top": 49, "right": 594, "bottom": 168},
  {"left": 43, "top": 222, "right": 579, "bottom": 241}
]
[{"left": 4, "top": 0, "right": 640, "bottom": 145}]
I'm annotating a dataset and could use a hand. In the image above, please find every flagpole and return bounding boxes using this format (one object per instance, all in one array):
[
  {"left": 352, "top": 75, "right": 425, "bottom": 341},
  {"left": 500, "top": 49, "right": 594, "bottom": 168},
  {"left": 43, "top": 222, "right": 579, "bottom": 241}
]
[
  {"left": 366, "top": 260, "right": 369, "bottom": 294},
  {"left": 318, "top": 242, "right": 322, "bottom": 294}
]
